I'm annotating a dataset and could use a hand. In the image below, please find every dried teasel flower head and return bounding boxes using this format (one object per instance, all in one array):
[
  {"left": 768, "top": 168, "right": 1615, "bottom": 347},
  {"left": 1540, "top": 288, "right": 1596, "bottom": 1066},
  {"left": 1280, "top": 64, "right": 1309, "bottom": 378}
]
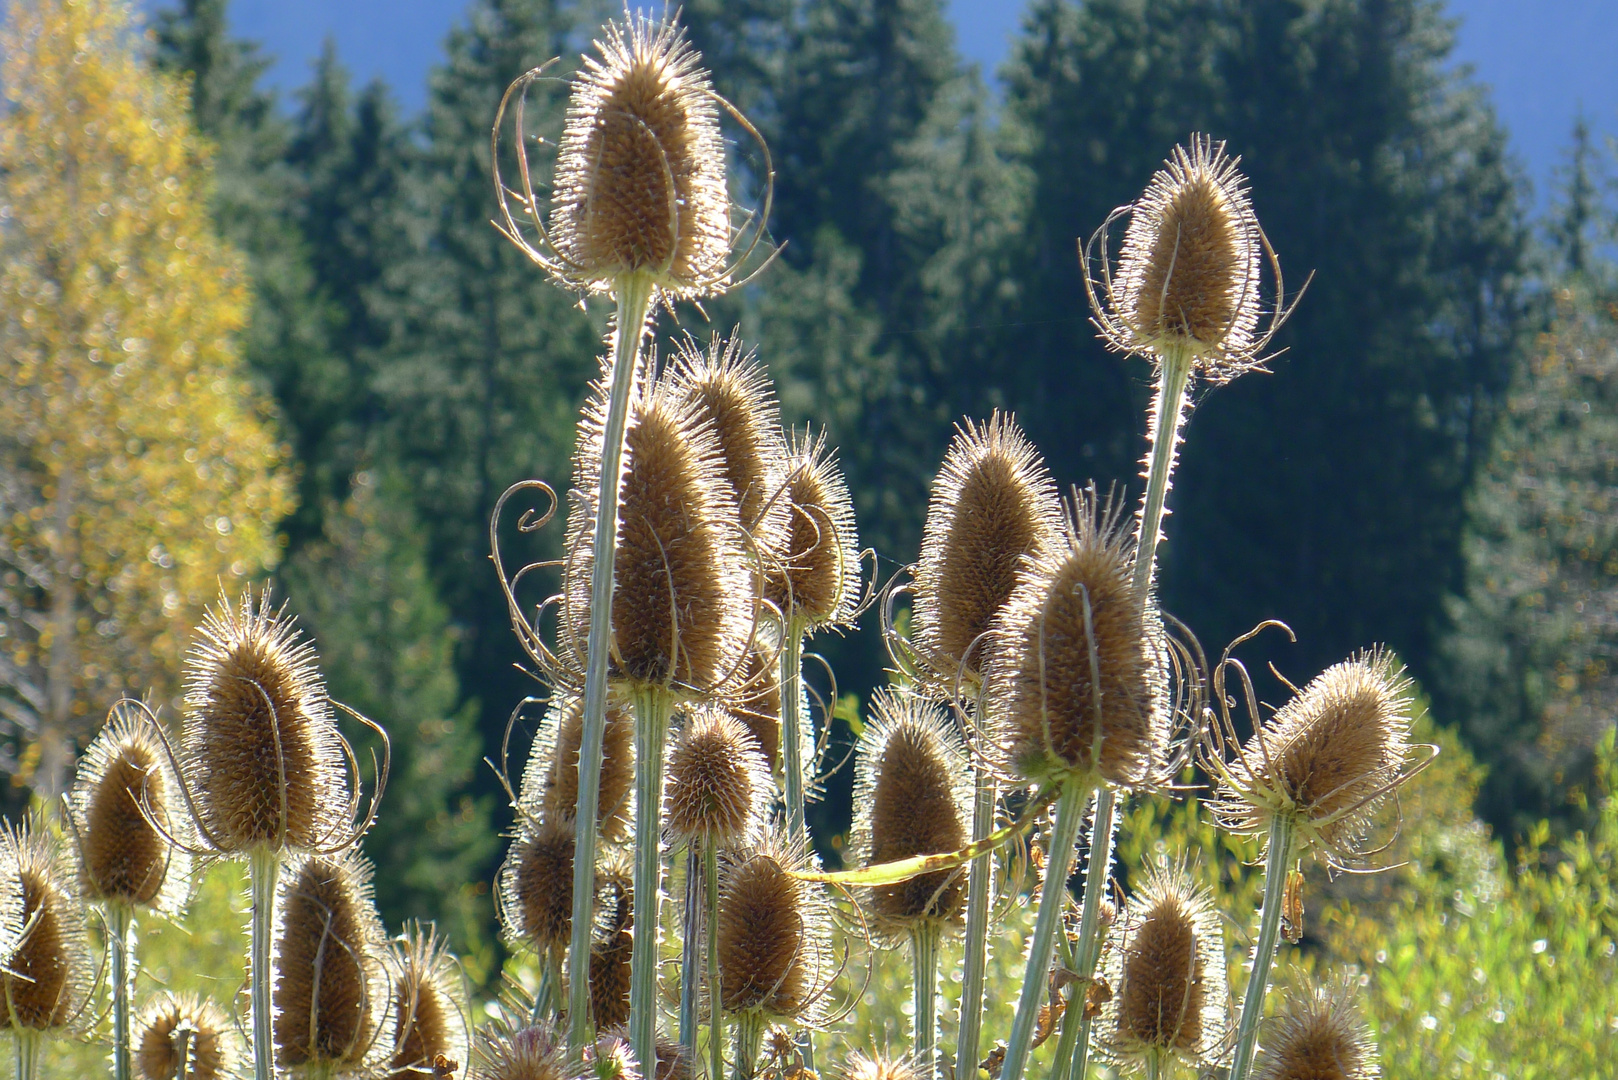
[
  {"left": 911, "top": 412, "right": 1061, "bottom": 695},
  {"left": 65, "top": 701, "right": 192, "bottom": 913},
  {"left": 180, "top": 588, "right": 355, "bottom": 856},
  {"left": 730, "top": 641, "right": 783, "bottom": 775},
  {"left": 1209, "top": 647, "right": 1419, "bottom": 864},
  {"left": 521, "top": 693, "right": 635, "bottom": 843},
  {"left": 715, "top": 832, "right": 834, "bottom": 1023},
  {"left": 474, "top": 1020, "right": 574, "bottom": 1080},
  {"left": 1251, "top": 975, "right": 1379, "bottom": 1080},
  {"left": 1098, "top": 862, "right": 1227, "bottom": 1071},
  {"left": 987, "top": 487, "right": 1171, "bottom": 790},
  {"left": 0, "top": 819, "right": 95, "bottom": 1035},
  {"left": 388, "top": 923, "right": 470, "bottom": 1080},
  {"left": 497, "top": 817, "right": 577, "bottom": 956},
  {"left": 135, "top": 993, "right": 236, "bottom": 1080},
  {"left": 764, "top": 427, "right": 860, "bottom": 631},
  {"left": 665, "top": 706, "right": 770, "bottom": 849},
  {"left": 272, "top": 850, "right": 390, "bottom": 1075},
  {"left": 1087, "top": 135, "right": 1298, "bottom": 382},
  {"left": 589, "top": 860, "right": 634, "bottom": 1030},
  {"left": 565, "top": 366, "right": 753, "bottom": 695},
  {"left": 851, "top": 691, "right": 972, "bottom": 941},
  {"left": 843, "top": 1052, "right": 920, "bottom": 1080}
]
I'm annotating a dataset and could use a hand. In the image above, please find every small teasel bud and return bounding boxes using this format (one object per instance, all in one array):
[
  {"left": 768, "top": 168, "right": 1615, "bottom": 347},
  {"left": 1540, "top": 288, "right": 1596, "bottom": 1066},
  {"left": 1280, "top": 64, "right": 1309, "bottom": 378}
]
[
  {"left": 913, "top": 413, "right": 1061, "bottom": 693},
  {"left": 988, "top": 486, "right": 1170, "bottom": 789},
  {"left": 603, "top": 1026, "right": 688, "bottom": 1080},
  {"left": 764, "top": 428, "right": 860, "bottom": 631},
  {"left": 474, "top": 1021, "right": 573, "bottom": 1080},
  {"left": 180, "top": 588, "right": 349, "bottom": 854},
  {"left": 135, "top": 993, "right": 234, "bottom": 1080},
  {"left": 497, "top": 818, "right": 578, "bottom": 954},
  {"left": 0, "top": 820, "right": 95, "bottom": 1034},
  {"left": 730, "top": 642, "right": 783, "bottom": 774},
  {"left": 665, "top": 707, "right": 769, "bottom": 850},
  {"left": 523, "top": 694, "right": 636, "bottom": 844},
  {"left": 851, "top": 691, "right": 972, "bottom": 940},
  {"left": 1251, "top": 975, "right": 1379, "bottom": 1080},
  {"left": 388, "top": 923, "right": 469, "bottom": 1080},
  {"left": 272, "top": 850, "right": 389, "bottom": 1075},
  {"left": 590, "top": 864, "right": 634, "bottom": 1030},
  {"left": 715, "top": 833, "right": 833, "bottom": 1022},
  {"left": 1098, "top": 863, "right": 1227, "bottom": 1071},
  {"left": 585, "top": 1031, "right": 640, "bottom": 1080},
  {"left": 843, "top": 1052, "right": 920, "bottom": 1080}
]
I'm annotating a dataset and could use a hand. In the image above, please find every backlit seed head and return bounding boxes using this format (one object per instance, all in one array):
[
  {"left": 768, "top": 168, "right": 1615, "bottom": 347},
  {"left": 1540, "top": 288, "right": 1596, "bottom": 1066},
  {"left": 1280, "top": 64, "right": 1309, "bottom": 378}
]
[
  {"left": 548, "top": 13, "right": 730, "bottom": 296},
  {"left": 180, "top": 588, "right": 349, "bottom": 855},
  {"left": 589, "top": 865, "right": 634, "bottom": 1030},
  {"left": 474, "top": 1021, "right": 574, "bottom": 1080},
  {"left": 1213, "top": 650, "right": 1415, "bottom": 862},
  {"left": 1252, "top": 976, "right": 1379, "bottom": 1080},
  {"left": 135, "top": 993, "right": 235, "bottom": 1080},
  {"left": 764, "top": 428, "right": 859, "bottom": 631},
  {"left": 843, "top": 1052, "right": 920, "bottom": 1080},
  {"left": 497, "top": 818, "right": 577, "bottom": 954},
  {"left": 1098, "top": 864, "right": 1227, "bottom": 1070},
  {"left": 272, "top": 851, "right": 389, "bottom": 1074},
  {"left": 730, "top": 642, "right": 782, "bottom": 774},
  {"left": 584, "top": 1032, "right": 640, "bottom": 1080},
  {"left": 66, "top": 702, "right": 191, "bottom": 912},
  {"left": 987, "top": 488, "right": 1170, "bottom": 789},
  {"left": 666, "top": 707, "right": 769, "bottom": 849},
  {"left": 851, "top": 691, "right": 972, "bottom": 941},
  {"left": 524, "top": 694, "right": 635, "bottom": 843},
  {"left": 715, "top": 833, "right": 833, "bottom": 1022},
  {"left": 913, "top": 413, "right": 1061, "bottom": 695},
  {"left": 601, "top": 1027, "right": 686, "bottom": 1080},
  {"left": 388, "top": 923, "right": 469, "bottom": 1080},
  {"left": 0, "top": 820, "right": 95, "bottom": 1034}
]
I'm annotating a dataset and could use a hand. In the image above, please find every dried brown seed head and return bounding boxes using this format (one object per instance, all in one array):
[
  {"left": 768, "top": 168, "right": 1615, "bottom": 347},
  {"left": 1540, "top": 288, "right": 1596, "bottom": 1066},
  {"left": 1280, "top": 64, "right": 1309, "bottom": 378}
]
[
  {"left": 181, "top": 588, "right": 349, "bottom": 855},
  {"left": 1252, "top": 976, "right": 1379, "bottom": 1080},
  {"left": 67, "top": 703, "right": 191, "bottom": 912},
  {"left": 715, "top": 834, "right": 831, "bottom": 1021},
  {"left": 913, "top": 413, "right": 1061, "bottom": 693},
  {"left": 497, "top": 818, "right": 577, "bottom": 954},
  {"left": 135, "top": 992, "right": 234, "bottom": 1080},
  {"left": 665, "top": 707, "right": 769, "bottom": 849},
  {"left": 764, "top": 428, "right": 859, "bottom": 630},
  {"left": 589, "top": 866, "right": 634, "bottom": 1030},
  {"left": 272, "top": 851, "right": 389, "bottom": 1073},
  {"left": 0, "top": 820, "right": 95, "bottom": 1034},
  {"left": 389, "top": 924, "right": 469, "bottom": 1080},
  {"left": 987, "top": 488, "right": 1170, "bottom": 789},
  {"left": 730, "top": 643, "right": 782, "bottom": 774},
  {"left": 474, "top": 1022, "right": 575, "bottom": 1080},
  {"left": 851, "top": 692, "right": 972, "bottom": 940},
  {"left": 842, "top": 1052, "right": 920, "bottom": 1080},
  {"left": 523, "top": 694, "right": 635, "bottom": 843}
]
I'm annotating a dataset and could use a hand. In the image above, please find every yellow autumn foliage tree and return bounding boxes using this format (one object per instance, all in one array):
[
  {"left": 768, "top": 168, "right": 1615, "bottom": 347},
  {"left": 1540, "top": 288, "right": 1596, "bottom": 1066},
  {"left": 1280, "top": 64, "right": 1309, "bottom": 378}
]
[{"left": 0, "top": 0, "right": 293, "bottom": 795}]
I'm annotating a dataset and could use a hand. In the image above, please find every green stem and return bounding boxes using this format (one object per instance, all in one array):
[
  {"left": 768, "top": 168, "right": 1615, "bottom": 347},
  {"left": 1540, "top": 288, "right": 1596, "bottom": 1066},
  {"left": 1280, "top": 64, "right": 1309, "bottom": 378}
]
[
  {"left": 1228, "top": 814, "right": 1297, "bottom": 1080},
  {"left": 14, "top": 1030, "right": 39, "bottom": 1080},
  {"left": 1048, "top": 979, "right": 1084, "bottom": 1080},
  {"left": 1132, "top": 343, "right": 1193, "bottom": 601},
  {"left": 630, "top": 689, "right": 674, "bottom": 1074},
  {"left": 955, "top": 767, "right": 996, "bottom": 1078},
  {"left": 730, "top": 1010, "right": 765, "bottom": 1080},
  {"left": 680, "top": 845, "right": 702, "bottom": 1062},
  {"left": 1000, "top": 778, "right": 1088, "bottom": 1080},
  {"left": 1145, "top": 1050, "right": 1163, "bottom": 1080},
  {"left": 249, "top": 847, "right": 281, "bottom": 1080},
  {"left": 1060, "top": 788, "right": 1119, "bottom": 1080},
  {"left": 776, "top": 621, "right": 814, "bottom": 1072},
  {"left": 531, "top": 946, "right": 561, "bottom": 1025},
  {"left": 705, "top": 847, "right": 723, "bottom": 1080},
  {"left": 110, "top": 904, "right": 133, "bottom": 1080},
  {"left": 911, "top": 922, "right": 942, "bottom": 1080},
  {"left": 569, "top": 273, "right": 655, "bottom": 1050},
  {"left": 173, "top": 1023, "right": 193, "bottom": 1080}
]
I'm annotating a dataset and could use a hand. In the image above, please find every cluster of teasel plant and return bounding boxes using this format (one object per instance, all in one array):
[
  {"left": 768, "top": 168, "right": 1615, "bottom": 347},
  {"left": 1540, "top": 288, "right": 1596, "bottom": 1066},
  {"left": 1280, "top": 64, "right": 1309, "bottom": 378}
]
[{"left": 0, "top": 10, "right": 1439, "bottom": 1080}]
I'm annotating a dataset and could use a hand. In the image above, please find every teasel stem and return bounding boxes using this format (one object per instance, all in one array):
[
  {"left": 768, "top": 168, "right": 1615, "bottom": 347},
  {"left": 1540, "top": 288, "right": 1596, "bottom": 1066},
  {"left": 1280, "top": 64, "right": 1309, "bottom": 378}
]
[
  {"left": 569, "top": 272, "right": 657, "bottom": 1050},
  {"left": 1145, "top": 1050, "right": 1163, "bottom": 1080},
  {"left": 776, "top": 621, "right": 814, "bottom": 1072},
  {"left": 1058, "top": 788, "right": 1120, "bottom": 1080},
  {"left": 911, "top": 922, "right": 942, "bottom": 1080},
  {"left": 14, "top": 1029, "right": 41, "bottom": 1080},
  {"left": 1001, "top": 776, "right": 1088, "bottom": 1080},
  {"left": 531, "top": 945, "right": 561, "bottom": 1024},
  {"left": 730, "top": 1011, "right": 765, "bottom": 1080},
  {"left": 955, "top": 767, "right": 995, "bottom": 1077},
  {"left": 110, "top": 903, "right": 133, "bottom": 1080},
  {"left": 1229, "top": 813, "right": 1296, "bottom": 1080},
  {"left": 705, "top": 846, "right": 723, "bottom": 1080},
  {"left": 630, "top": 688, "right": 675, "bottom": 1072},
  {"left": 249, "top": 846, "right": 281, "bottom": 1080},
  {"left": 174, "top": 1024, "right": 193, "bottom": 1080},
  {"left": 680, "top": 845, "right": 702, "bottom": 1061}
]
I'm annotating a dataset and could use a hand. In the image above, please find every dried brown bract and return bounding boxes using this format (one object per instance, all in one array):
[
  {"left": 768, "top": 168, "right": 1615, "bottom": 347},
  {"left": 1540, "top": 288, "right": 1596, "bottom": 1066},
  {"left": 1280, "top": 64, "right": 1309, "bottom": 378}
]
[
  {"left": 0, "top": 820, "right": 95, "bottom": 1035},
  {"left": 665, "top": 707, "right": 769, "bottom": 849},
  {"left": 764, "top": 428, "right": 859, "bottom": 631},
  {"left": 843, "top": 1052, "right": 920, "bottom": 1080},
  {"left": 524, "top": 694, "right": 636, "bottom": 844},
  {"left": 388, "top": 924, "right": 469, "bottom": 1080},
  {"left": 1251, "top": 976, "right": 1379, "bottom": 1080},
  {"left": 715, "top": 833, "right": 833, "bottom": 1022},
  {"left": 497, "top": 818, "right": 578, "bottom": 956},
  {"left": 135, "top": 993, "right": 235, "bottom": 1080},
  {"left": 851, "top": 691, "right": 972, "bottom": 940}
]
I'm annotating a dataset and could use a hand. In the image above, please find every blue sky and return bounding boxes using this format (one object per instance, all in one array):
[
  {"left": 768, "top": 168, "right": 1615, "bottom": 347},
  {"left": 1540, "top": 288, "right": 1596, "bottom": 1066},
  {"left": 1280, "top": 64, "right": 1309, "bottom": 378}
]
[{"left": 156, "top": 0, "right": 1616, "bottom": 207}]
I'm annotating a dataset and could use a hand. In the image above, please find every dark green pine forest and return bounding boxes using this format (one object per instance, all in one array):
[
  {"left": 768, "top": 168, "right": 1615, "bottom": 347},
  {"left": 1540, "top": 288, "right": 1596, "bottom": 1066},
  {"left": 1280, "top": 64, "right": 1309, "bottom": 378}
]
[{"left": 149, "top": 0, "right": 1618, "bottom": 971}]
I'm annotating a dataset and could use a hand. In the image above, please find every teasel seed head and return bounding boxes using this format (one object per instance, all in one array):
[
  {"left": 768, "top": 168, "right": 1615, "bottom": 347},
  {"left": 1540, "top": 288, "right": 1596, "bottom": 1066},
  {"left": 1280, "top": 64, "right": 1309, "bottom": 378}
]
[
  {"left": 913, "top": 413, "right": 1061, "bottom": 695},
  {"left": 602, "top": 1026, "right": 687, "bottom": 1080},
  {"left": 1212, "top": 649, "right": 1416, "bottom": 863},
  {"left": 474, "top": 1021, "right": 574, "bottom": 1080},
  {"left": 497, "top": 817, "right": 578, "bottom": 955},
  {"left": 584, "top": 1031, "right": 640, "bottom": 1080},
  {"left": 180, "top": 587, "right": 351, "bottom": 855},
  {"left": 851, "top": 691, "right": 972, "bottom": 941},
  {"left": 388, "top": 923, "right": 469, "bottom": 1080},
  {"left": 1098, "top": 863, "right": 1227, "bottom": 1071},
  {"left": 987, "top": 487, "right": 1170, "bottom": 789},
  {"left": 0, "top": 819, "right": 95, "bottom": 1035},
  {"left": 730, "top": 642, "right": 783, "bottom": 774},
  {"left": 590, "top": 861, "right": 634, "bottom": 1030},
  {"left": 272, "top": 850, "right": 389, "bottom": 1075},
  {"left": 764, "top": 428, "right": 860, "bottom": 631},
  {"left": 523, "top": 694, "right": 636, "bottom": 844},
  {"left": 665, "top": 707, "right": 769, "bottom": 849},
  {"left": 66, "top": 701, "right": 191, "bottom": 913},
  {"left": 135, "top": 992, "right": 235, "bottom": 1080},
  {"left": 843, "top": 1052, "right": 920, "bottom": 1080},
  {"left": 1252, "top": 975, "right": 1379, "bottom": 1080},
  {"left": 715, "top": 832, "right": 833, "bottom": 1022}
]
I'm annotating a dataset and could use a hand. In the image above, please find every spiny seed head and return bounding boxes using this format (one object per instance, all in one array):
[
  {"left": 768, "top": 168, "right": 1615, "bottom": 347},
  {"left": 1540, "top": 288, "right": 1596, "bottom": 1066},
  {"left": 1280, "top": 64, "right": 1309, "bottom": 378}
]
[
  {"left": 549, "top": 13, "right": 730, "bottom": 296},
  {"left": 524, "top": 694, "right": 635, "bottom": 843},
  {"left": 1099, "top": 864, "right": 1226, "bottom": 1070},
  {"left": 843, "top": 1053, "right": 920, "bottom": 1080},
  {"left": 66, "top": 703, "right": 191, "bottom": 912},
  {"left": 914, "top": 413, "right": 1061, "bottom": 694},
  {"left": 988, "top": 488, "right": 1170, "bottom": 789},
  {"left": 590, "top": 866, "right": 634, "bottom": 1030},
  {"left": 1214, "top": 649, "right": 1415, "bottom": 862},
  {"left": 568, "top": 366, "right": 752, "bottom": 695},
  {"left": 730, "top": 642, "right": 782, "bottom": 774},
  {"left": 585, "top": 1032, "right": 639, "bottom": 1080},
  {"left": 715, "top": 833, "right": 831, "bottom": 1021},
  {"left": 1252, "top": 976, "right": 1379, "bottom": 1080},
  {"left": 272, "top": 851, "right": 389, "bottom": 1074},
  {"left": 136, "top": 993, "right": 235, "bottom": 1080},
  {"left": 601, "top": 1027, "right": 687, "bottom": 1080},
  {"left": 0, "top": 820, "right": 94, "bottom": 1034},
  {"left": 388, "top": 924, "right": 468, "bottom": 1080},
  {"left": 851, "top": 691, "right": 972, "bottom": 940},
  {"left": 764, "top": 428, "right": 859, "bottom": 630},
  {"left": 181, "top": 588, "right": 349, "bottom": 855},
  {"left": 474, "top": 1022, "right": 574, "bottom": 1080},
  {"left": 666, "top": 707, "right": 769, "bottom": 849},
  {"left": 497, "top": 817, "right": 577, "bottom": 953}
]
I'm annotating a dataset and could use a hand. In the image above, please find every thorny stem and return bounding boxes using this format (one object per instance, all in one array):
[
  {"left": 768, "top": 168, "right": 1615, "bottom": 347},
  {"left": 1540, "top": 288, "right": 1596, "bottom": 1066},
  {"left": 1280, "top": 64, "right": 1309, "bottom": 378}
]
[
  {"left": 1001, "top": 777, "right": 1089, "bottom": 1080},
  {"left": 1229, "top": 813, "right": 1297, "bottom": 1080},
  {"left": 955, "top": 766, "right": 997, "bottom": 1077},
  {"left": 531, "top": 946, "right": 561, "bottom": 1025},
  {"left": 911, "top": 922, "right": 942, "bottom": 1080},
  {"left": 174, "top": 1023, "right": 193, "bottom": 1080},
  {"left": 731, "top": 1010, "right": 765, "bottom": 1080},
  {"left": 777, "top": 621, "right": 814, "bottom": 1072},
  {"left": 681, "top": 845, "right": 703, "bottom": 1062},
  {"left": 14, "top": 1029, "right": 40, "bottom": 1080},
  {"left": 1060, "top": 788, "right": 1119, "bottom": 1080},
  {"left": 110, "top": 904, "right": 133, "bottom": 1080},
  {"left": 1132, "top": 342, "right": 1194, "bottom": 601},
  {"left": 249, "top": 847, "right": 281, "bottom": 1080},
  {"left": 569, "top": 273, "right": 656, "bottom": 1050},
  {"left": 630, "top": 689, "right": 675, "bottom": 1074},
  {"left": 705, "top": 846, "right": 723, "bottom": 1080}
]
